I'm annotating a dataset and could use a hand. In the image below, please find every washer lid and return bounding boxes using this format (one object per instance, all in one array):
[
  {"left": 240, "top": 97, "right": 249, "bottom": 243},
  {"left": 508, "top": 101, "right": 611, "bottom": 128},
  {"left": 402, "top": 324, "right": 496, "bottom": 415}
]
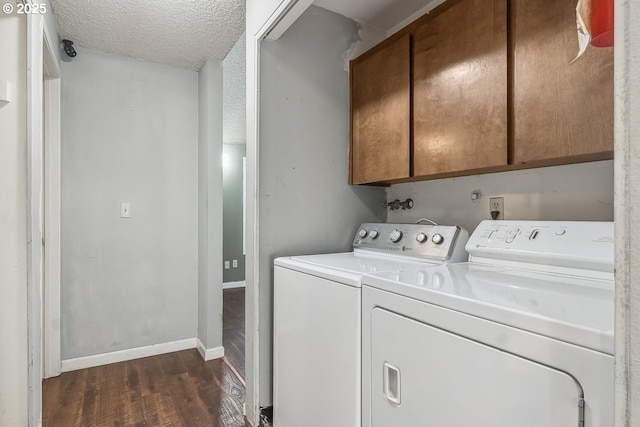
[
  {"left": 362, "top": 263, "right": 614, "bottom": 354},
  {"left": 275, "top": 252, "right": 442, "bottom": 287}
]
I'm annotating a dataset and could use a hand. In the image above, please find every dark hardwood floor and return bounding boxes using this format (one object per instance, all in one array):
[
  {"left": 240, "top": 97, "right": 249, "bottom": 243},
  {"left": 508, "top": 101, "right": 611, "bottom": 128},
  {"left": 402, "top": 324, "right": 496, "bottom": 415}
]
[
  {"left": 42, "top": 349, "right": 245, "bottom": 427},
  {"left": 223, "top": 287, "right": 245, "bottom": 381}
]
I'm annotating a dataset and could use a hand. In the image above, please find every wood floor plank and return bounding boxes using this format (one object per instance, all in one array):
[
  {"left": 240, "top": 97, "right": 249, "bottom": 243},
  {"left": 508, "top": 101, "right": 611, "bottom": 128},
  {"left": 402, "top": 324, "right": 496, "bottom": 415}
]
[
  {"left": 43, "top": 368, "right": 87, "bottom": 426},
  {"left": 43, "top": 349, "right": 245, "bottom": 427},
  {"left": 223, "top": 287, "right": 245, "bottom": 380},
  {"left": 43, "top": 370, "right": 86, "bottom": 425},
  {"left": 167, "top": 372, "right": 209, "bottom": 427},
  {"left": 81, "top": 367, "right": 99, "bottom": 426}
]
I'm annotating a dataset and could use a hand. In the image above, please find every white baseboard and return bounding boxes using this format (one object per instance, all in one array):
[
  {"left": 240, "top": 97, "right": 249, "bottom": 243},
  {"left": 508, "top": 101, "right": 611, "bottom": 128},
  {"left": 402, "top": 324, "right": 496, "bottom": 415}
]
[
  {"left": 223, "top": 280, "right": 246, "bottom": 289},
  {"left": 61, "top": 338, "right": 196, "bottom": 372},
  {"left": 196, "top": 338, "right": 225, "bottom": 361}
]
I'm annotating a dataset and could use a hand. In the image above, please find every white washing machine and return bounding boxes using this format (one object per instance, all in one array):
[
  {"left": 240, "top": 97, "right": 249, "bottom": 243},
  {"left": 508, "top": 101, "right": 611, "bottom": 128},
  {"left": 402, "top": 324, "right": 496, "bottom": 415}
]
[
  {"left": 361, "top": 220, "right": 614, "bottom": 427},
  {"left": 273, "top": 222, "right": 469, "bottom": 427}
]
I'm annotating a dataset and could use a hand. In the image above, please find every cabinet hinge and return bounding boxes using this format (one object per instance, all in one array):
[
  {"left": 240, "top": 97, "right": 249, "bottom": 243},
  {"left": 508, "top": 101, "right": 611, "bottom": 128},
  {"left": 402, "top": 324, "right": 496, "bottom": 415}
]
[{"left": 578, "top": 397, "right": 585, "bottom": 427}]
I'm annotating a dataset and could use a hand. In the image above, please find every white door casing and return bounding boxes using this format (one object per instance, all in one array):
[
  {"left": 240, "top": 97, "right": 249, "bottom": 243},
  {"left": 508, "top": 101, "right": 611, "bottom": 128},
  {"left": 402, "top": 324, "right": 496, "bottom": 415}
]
[
  {"left": 245, "top": 1, "right": 313, "bottom": 423},
  {"left": 42, "top": 27, "right": 61, "bottom": 380},
  {"left": 26, "top": 10, "right": 61, "bottom": 426}
]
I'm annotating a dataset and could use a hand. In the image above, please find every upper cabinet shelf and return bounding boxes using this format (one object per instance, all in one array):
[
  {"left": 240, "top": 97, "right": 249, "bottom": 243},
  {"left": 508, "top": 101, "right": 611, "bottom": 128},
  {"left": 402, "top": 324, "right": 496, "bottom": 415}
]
[{"left": 349, "top": 0, "right": 614, "bottom": 186}]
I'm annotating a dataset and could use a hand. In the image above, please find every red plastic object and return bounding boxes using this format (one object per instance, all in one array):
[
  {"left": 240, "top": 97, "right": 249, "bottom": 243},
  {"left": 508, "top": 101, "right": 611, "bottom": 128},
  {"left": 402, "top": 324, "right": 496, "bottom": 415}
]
[{"left": 591, "top": 0, "right": 614, "bottom": 47}]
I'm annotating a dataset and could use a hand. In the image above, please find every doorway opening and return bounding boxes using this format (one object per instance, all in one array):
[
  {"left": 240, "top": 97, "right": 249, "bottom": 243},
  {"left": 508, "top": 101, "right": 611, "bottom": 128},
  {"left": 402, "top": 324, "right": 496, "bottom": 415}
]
[
  {"left": 222, "top": 144, "right": 247, "bottom": 381},
  {"left": 221, "top": 31, "right": 247, "bottom": 383}
]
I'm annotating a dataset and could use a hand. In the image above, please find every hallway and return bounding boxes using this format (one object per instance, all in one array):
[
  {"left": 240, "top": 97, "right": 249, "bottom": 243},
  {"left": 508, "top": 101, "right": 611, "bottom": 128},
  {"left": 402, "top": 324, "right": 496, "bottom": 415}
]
[{"left": 223, "top": 287, "right": 245, "bottom": 381}]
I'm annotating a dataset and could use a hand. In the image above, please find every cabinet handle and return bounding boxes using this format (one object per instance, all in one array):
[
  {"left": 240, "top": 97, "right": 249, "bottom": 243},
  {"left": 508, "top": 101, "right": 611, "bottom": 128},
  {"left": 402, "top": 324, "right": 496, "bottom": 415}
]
[{"left": 383, "top": 362, "right": 401, "bottom": 405}]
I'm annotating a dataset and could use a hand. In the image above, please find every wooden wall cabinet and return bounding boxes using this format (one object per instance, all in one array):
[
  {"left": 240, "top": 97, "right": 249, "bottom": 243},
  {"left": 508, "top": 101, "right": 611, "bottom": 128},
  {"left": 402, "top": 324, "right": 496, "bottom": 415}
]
[
  {"left": 413, "top": 0, "right": 507, "bottom": 177},
  {"left": 350, "top": 35, "right": 411, "bottom": 185},
  {"left": 511, "top": 0, "right": 614, "bottom": 165},
  {"left": 348, "top": 0, "right": 613, "bottom": 185}
]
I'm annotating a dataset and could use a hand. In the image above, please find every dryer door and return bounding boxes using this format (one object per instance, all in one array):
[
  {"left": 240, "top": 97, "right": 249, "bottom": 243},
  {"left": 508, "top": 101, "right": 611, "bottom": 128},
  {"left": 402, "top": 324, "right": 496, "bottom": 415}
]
[{"left": 369, "top": 308, "right": 583, "bottom": 427}]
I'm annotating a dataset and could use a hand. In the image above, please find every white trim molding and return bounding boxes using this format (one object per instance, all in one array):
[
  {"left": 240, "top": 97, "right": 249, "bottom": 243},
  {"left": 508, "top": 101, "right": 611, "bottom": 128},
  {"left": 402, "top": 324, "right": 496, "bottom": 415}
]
[
  {"left": 223, "top": 280, "right": 246, "bottom": 289},
  {"left": 264, "top": 0, "right": 313, "bottom": 40},
  {"left": 196, "top": 339, "right": 225, "bottom": 361},
  {"left": 246, "top": 1, "right": 312, "bottom": 424},
  {"left": 42, "top": 28, "right": 62, "bottom": 380},
  {"left": 60, "top": 338, "right": 197, "bottom": 372},
  {"left": 614, "top": 1, "right": 640, "bottom": 427}
]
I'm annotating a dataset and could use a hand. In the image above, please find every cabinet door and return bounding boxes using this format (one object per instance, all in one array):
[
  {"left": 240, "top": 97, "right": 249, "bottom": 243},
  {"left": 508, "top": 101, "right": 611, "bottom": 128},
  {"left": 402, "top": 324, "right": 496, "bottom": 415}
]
[
  {"left": 413, "top": 0, "right": 507, "bottom": 177},
  {"left": 350, "top": 35, "right": 410, "bottom": 184},
  {"left": 512, "top": 0, "right": 614, "bottom": 164}
]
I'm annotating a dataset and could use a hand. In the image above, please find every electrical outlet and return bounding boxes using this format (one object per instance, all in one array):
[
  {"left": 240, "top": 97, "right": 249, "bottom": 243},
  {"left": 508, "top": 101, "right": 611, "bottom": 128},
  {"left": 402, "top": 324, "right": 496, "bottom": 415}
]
[
  {"left": 232, "top": 259, "right": 238, "bottom": 268},
  {"left": 489, "top": 197, "right": 504, "bottom": 220},
  {"left": 224, "top": 261, "right": 230, "bottom": 269}
]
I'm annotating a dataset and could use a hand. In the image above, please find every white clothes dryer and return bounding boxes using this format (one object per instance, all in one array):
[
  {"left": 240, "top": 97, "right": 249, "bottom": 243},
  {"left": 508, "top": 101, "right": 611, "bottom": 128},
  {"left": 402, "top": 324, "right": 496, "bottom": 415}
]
[
  {"left": 361, "top": 220, "right": 614, "bottom": 427},
  {"left": 273, "top": 222, "right": 469, "bottom": 427}
]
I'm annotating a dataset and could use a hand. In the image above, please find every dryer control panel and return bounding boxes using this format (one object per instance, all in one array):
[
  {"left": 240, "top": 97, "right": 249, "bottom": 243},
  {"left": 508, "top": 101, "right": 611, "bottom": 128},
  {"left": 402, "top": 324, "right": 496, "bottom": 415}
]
[
  {"left": 353, "top": 223, "right": 469, "bottom": 262},
  {"left": 467, "top": 220, "right": 614, "bottom": 273}
]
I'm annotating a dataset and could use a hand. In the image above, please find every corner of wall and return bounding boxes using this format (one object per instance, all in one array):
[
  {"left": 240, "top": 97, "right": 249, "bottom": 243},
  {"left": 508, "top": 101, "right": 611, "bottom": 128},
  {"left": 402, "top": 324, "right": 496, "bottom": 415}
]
[
  {"left": 42, "top": 0, "right": 61, "bottom": 66},
  {"left": 196, "top": 338, "right": 225, "bottom": 361},
  {"left": 342, "top": 21, "right": 387, "bottom": 71},
  {"left": 197, "top": 57, "right": 224, "bottom": 351}
]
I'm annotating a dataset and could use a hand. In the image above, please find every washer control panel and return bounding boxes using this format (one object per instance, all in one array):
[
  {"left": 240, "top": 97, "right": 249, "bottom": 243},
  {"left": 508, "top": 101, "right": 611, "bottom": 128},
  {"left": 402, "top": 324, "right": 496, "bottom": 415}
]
[
  {"left": 467, "top": 220, "right": 614, "bottom": 272},
  {"left": 353, "top": 223, "right": 467, "bottom": 261}
]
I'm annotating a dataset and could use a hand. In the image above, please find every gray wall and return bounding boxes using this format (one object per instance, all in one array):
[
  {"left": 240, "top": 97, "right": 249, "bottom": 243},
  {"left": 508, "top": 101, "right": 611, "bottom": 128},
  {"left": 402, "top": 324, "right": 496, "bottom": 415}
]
[
  {"left": 223, "top": 144, "right": 246, "bottom": 283},
  {"left": 60, "top": 48, "right": 199, "bottom": 359},
  {"left": 258, "top": 6, "right": 386, "bottom": 405},
  {"left": 386, "top": 160, "right": 614, "bottom": 234},
  {"left": 197, "top": 59, "right": 224, "bottom": 351}
]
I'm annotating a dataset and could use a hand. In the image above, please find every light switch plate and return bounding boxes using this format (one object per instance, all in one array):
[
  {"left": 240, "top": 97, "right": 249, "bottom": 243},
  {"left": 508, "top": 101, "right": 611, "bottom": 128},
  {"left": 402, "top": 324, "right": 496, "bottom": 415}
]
[
  {"left": 120, "top": 202, "right": 131, "bottom": 218},
  {"left": 232, "top": 260, "right": 238, "bottom": 268},
  {"left": 224, "top": 261, "right": 230, "bottom": 269}
]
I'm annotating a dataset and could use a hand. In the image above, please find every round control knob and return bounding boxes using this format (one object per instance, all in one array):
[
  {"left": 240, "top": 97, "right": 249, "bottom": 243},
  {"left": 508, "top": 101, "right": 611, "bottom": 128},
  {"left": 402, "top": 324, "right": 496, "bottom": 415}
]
[
  {"left": 416, "top": 232, "right": 428, "bottom": 243},
  {"left": 369, "top": 230, "right": 379, "bottom": 239},
  {"left": 389, "top": 229, "right": 403, "bottom": 243},
  {"left": 432, "top": 233, "right": 444, "bottom": 245},
  {"left": 358, "top": 229, "right": 368, "bottom": 238}
]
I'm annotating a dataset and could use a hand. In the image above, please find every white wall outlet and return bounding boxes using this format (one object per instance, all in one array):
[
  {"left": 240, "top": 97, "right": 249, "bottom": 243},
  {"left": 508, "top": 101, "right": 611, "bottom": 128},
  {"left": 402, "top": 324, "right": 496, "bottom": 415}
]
[
  {"left": 489, "top": 197, "right": 504, "bottom": 220},
  {"left": 120, "top": 202, "right": 131, "bottom": 218},
  {"left": 224, "top": 261, "right": 230, "bottom": 269},
  {"left": 232, "top": 259, "right": 238, "bottom": 268}
]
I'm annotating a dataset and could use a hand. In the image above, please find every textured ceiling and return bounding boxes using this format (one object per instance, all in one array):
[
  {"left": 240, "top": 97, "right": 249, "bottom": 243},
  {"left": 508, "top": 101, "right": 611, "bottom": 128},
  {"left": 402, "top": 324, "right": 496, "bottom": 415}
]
[{"left": 51, "top": 0, "right": 245, "bottom": 71}]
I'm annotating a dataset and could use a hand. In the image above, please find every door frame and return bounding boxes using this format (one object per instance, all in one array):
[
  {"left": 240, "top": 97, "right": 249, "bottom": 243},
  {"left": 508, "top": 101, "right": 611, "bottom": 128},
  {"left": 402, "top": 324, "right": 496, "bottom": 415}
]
[
  {"left": 42, "top": 26, "right": 62, "bottom": 380},
  {"left": 246, "top": 1, "right": 313, "bottom": 424},
  {"left": 26, "top": 10, "right": 61, "bottom": 426}
]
